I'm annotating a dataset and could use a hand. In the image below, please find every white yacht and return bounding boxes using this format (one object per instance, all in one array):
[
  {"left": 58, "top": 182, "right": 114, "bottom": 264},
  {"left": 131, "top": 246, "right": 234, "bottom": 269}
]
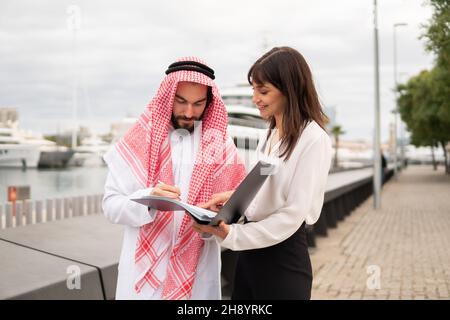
[
  {"left": 225, "top": 105, "right": 267, "bottom": 169},
  {"left": 70, "top": 134, "right": 110, "bottom": 167},
  {"left": 333, "top": 147, "right": 373, "bottom": 168},
  {"left": 20, "top": 132, "right": 74, "bottom": 168},
  {"left": 221, "top": 83, "right": 254, "bottom": 108},
  {"left": 226, "top": 104, "right": 267, "bottom": 145},
  {"left": 0, "top": 127, "right": 41, "bottom": 168}
]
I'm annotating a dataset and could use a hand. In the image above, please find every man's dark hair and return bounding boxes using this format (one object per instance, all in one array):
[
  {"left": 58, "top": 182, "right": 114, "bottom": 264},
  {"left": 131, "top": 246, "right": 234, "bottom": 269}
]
[{"left": 206, "top": 86, "right": 213, "bottom": 109}]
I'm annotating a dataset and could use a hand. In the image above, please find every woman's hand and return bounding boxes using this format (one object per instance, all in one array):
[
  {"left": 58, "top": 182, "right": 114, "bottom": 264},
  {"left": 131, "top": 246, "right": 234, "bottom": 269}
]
[
  {"left": 192, "top": 221, "right": 230, "bottom": 240},
  {"left": 191, "top": 190, "right": 235, "bottom": 239},
  {"left": 197, "top": 190, "right": 235, "bottom": 212}
]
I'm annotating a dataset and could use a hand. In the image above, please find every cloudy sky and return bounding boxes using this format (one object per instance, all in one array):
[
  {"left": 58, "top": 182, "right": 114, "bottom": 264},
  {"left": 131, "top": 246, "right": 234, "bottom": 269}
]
[{"left": 0, "top": 0, "right": 435, "bottom": 142}]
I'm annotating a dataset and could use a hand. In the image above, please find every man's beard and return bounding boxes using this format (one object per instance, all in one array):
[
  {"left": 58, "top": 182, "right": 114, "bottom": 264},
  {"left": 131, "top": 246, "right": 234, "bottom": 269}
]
[{"left": 171, "top": 114, "right": 201, "bottom": 133}]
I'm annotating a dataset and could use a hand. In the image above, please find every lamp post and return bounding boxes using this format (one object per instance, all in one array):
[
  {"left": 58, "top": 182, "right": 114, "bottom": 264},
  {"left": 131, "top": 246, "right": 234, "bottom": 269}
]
[
  {"left": 373, "top": 0, "right": 381, "bottom": 210},
  {"left": 393, "top": 22, "right": 408, "bottom": 175}
]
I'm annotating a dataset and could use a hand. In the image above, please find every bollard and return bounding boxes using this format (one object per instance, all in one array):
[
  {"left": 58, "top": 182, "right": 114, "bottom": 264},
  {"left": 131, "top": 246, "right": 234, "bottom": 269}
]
[
  {"left": 92, "top": 195, "right": 98, "bottom": 215},
  {"left": 24, "top": 199, "right": 33, "bottom": 225},
  {"left": 16, "top": 201, "right": 23, "bottom": 227},
  {"left": 64, "top": 198, "right": 71, "bottom": 218},
  {"left": 0, "top": 204, "right": 3, "bottom": 229},
  {"left": 313, "top": 210, "right": 328, "bottom": 237},
  {"left": 95, "top": 194, "right": 103, "bottom": 214},
  {"left": 305, "top": 224, "right": 316, "bottom": 247},
  {"left": 35, "top": 200, "right": 44, "bottom": 223},
  {"left": 72, "top": 196, "right": 79, "bottom": 217},
  {"left": 323, "top": 201, "right": 337, "bottom": 229},
  {"left": 87, "top": 196, "right": 95, "bottom": 215},
  {"left": 343, "top": 194, "right": 351, "bottom": 216},
  {"left": 5, "top": 203, "right": 13, "bottom": 228},
  {"left": 334, "top": 198, "right": 344, "bottom": 221},
  {"left": 46, "top": 199, "right": 54, "bottom": 222},
  {"left": 93, "top": 195, "right": 98, "bottom": 215},
  {"left": 87, "top": 195, "right": 93, "bottom": 215},
  {"left": 79, "top": 196, "right": 86, "bottom": 217},
  {"left": 55, "top": 198, "right": 63, "bottom": 220}
]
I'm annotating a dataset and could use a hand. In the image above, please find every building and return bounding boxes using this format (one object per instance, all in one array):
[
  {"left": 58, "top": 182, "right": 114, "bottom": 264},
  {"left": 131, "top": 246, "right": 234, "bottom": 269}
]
[{"left": 0, "top": 107, "right": 18, "bottom": 127}]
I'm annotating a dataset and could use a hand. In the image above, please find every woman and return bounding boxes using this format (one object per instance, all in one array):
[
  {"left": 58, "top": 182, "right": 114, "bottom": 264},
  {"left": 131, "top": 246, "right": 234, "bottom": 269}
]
[{"left": 194, "top": 46, "right": 332, "bottom": 300}]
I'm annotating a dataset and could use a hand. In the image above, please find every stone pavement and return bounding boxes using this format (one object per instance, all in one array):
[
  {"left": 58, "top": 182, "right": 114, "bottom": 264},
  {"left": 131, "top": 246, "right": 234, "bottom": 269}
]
[{"left": 310, "top": 165, "right": 450, "bottom": 300}]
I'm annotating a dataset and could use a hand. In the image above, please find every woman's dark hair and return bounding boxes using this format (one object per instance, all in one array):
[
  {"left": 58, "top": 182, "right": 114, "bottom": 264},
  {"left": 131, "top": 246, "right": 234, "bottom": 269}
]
[{"left": 248, "top": 46, "right": 328, "bottom": 161}]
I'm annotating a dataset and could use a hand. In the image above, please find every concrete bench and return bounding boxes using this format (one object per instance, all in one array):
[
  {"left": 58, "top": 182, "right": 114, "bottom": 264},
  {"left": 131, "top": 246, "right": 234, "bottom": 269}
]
[
  {"left": 0, "top": 240, "right": 103, "bottom": 299},
  {"left": 0, "top": 214, "right": 123, "bottom": 300}
]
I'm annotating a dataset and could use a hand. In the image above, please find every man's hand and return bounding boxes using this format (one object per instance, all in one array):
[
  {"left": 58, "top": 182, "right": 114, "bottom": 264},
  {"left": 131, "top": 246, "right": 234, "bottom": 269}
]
[
  {"left": 193, "top": 221, "right": 230, "bottom": 240},
  {"left": 197, "top": 190, "right": 235, "bottom": 212},
  {"left": 151, "top": 181, "right": 181, "bottom": 200}
]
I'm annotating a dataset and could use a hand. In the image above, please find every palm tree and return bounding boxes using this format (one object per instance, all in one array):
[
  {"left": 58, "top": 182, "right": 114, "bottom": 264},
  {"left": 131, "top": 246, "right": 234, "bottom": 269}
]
[{"left": 331, "top": 125, "right": 345, "bottom": 168}]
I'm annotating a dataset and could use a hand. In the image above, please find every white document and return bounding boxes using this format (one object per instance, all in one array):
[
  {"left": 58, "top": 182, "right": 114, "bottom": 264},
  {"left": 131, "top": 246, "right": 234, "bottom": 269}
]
[{"left": 131, "top": 195, "right": 217, "bottom": 224}]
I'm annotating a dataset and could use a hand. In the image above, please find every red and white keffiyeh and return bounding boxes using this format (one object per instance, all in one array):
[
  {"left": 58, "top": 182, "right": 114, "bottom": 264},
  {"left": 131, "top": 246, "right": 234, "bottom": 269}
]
[{"left": 114, "top": 57, "right": 246, "bottom": 299}]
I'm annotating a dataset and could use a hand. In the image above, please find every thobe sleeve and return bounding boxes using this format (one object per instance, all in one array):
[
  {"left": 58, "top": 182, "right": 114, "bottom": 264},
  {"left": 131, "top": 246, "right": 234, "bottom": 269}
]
[
  {"left": 200, "top": 233, "right": 216, "bottom": 241},
  {"left": 218, "top": 133, "right": 332, "bottom": 251},
  {"left": 102, "top": 170, "right": 157, "bottom": 227}
]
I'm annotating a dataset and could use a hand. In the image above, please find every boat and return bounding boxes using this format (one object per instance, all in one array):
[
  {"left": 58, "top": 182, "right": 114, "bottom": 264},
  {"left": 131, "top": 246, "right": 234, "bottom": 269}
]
[
  {"left": 225, "top": 105, "right": 268, "bottom": 169},
  {"left": 221, "top": 83, "right": 254, "bottom": 108},
  {"left": 226, "top": 104, "right": 267, "bottom": 147},
  {"left": 38, "top": 148, "right": 75, "bottom": 168},
  {"left": 0, "top": 127, "right": 41, "bottom": 168},
  {"left": 18, "top": 130, "right": 75, "bottom": 168},
  {"left": 69, "top": 134, "right": 110, "bottom": 167}
]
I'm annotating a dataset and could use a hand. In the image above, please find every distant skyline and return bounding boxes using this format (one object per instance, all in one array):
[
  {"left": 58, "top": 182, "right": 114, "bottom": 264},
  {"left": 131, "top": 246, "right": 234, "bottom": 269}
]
[{"left": 0, "top": 0, "right": 435, "bottom": 142}]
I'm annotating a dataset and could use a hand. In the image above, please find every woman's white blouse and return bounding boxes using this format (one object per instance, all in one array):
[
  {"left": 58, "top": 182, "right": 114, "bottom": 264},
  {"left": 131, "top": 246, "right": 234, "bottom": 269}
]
[{"left": 218, "top": 120, "right": 332, "bottom": 251}]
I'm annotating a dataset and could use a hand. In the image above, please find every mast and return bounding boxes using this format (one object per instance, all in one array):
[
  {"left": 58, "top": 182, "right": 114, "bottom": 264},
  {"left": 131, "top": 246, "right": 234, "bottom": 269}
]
[{"left": 66, "top": 5, "right": 82, "bottom": 149}]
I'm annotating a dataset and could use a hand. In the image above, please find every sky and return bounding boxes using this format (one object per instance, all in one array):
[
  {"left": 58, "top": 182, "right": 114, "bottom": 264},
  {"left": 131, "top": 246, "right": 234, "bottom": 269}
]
[{"left": 0, "top": 0, "right": 435, "bottom": 142}]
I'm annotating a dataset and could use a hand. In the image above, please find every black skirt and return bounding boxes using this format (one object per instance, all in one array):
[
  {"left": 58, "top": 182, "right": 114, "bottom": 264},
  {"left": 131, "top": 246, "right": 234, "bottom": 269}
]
[{"left": 231, "top": 222, "right": 312, "bottom": 300}]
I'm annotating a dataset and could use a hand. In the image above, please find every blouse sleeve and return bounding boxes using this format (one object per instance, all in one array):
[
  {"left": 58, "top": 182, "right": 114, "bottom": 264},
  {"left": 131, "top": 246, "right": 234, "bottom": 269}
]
[
  {"left": 102, "top": 169, "right": 157, "bottom": 227},
  {"left": 218, "top": 133, "right": 332, "bottom": 251}
]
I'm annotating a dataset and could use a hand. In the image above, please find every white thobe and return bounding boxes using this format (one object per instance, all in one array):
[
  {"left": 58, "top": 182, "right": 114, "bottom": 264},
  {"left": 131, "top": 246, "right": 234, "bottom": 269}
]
[{"left": 102, "top": 126, "right": 221, "bottom": 300}]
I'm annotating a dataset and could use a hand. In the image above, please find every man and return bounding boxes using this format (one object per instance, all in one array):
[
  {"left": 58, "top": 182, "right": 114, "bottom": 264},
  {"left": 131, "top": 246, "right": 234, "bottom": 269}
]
[
  {"left": 381, "top": 151, "right": 387, "bottom": 184},
  {"left": 102, "top": 57, "right": 246, "bottom": 300}
]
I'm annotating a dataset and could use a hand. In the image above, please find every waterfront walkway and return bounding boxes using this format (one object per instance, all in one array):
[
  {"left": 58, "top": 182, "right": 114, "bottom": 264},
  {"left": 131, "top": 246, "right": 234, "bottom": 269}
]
[{"left": 310, "top": 165, "right": 450, "bottom": 300}]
